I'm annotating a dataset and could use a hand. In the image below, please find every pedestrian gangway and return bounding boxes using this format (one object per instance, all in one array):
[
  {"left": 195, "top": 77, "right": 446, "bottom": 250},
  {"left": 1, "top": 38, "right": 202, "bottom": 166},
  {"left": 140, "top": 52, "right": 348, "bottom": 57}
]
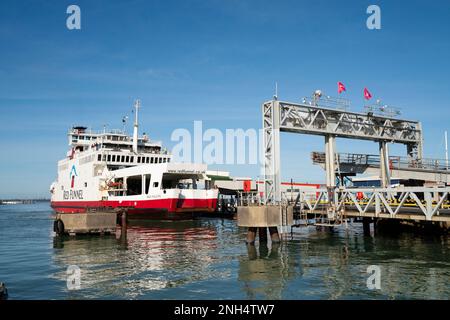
[{"left": 311, "top": 152, "right": 450, "bottom": 183}]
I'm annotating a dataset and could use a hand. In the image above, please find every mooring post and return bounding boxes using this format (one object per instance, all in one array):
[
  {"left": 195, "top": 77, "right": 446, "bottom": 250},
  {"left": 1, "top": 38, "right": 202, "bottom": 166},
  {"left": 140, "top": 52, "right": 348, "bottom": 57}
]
[
  {"left": 121, "top": 210, "right": 128, "bottom": 239},
  {"left": 269, "top": 226, "right": 280, "bottom": 243},
  {"left": 246, "top": 227, "right": 257, "bottom": 244},
  {"left": 362, "top": 217, "right": 371, "bottom": 236}
]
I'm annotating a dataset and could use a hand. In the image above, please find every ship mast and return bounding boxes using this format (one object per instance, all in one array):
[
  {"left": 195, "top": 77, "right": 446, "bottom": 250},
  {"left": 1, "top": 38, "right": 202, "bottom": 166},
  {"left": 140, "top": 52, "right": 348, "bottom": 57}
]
[{"left": 133, "top": 99, "right": 140, "bottom": 153}]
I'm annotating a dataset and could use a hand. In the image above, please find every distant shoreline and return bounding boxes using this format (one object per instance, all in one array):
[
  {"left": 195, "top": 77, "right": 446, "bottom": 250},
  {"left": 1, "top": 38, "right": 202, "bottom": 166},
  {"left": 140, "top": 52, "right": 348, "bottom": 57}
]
[{"left": 0, "top": 199, "right": 50, "bottom": 205}]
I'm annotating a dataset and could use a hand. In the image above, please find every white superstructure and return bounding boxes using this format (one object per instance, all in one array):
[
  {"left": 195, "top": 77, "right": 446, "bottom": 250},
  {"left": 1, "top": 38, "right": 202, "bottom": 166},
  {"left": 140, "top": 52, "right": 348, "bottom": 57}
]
[{"left": 50, "top": 101, "right": 218, "bottom": 219}]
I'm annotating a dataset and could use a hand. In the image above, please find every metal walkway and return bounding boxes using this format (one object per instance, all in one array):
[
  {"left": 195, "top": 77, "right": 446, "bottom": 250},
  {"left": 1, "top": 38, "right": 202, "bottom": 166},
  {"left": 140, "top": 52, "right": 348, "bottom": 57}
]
[
  {"left": 311, "top": 151, "right": 450, "bottom": 183},
  {"left": 292, "top": 187, "right": 450, "bottom": 223}
]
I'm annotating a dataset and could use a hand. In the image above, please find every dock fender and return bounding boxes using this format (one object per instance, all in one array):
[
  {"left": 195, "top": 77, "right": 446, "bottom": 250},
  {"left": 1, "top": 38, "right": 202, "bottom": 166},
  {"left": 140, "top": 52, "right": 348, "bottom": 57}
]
[{"left": 54, "top": 219, "right": 65, "bottom": 235}]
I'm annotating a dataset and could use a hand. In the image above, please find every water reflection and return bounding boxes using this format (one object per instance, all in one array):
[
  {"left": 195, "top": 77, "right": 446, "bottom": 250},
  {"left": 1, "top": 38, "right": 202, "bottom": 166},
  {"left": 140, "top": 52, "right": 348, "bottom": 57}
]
[
  {"left": 3, "top": 203, "right": 448, "bottom": 299},
  {"left": 238, "top": 242, "right": 300, "bottom": 299},
  {"left": 50, "top": 219, "right": 450, "bottom": 300},
  {"left": 52, "top": 220, "right": 223, "bottom": 299}
]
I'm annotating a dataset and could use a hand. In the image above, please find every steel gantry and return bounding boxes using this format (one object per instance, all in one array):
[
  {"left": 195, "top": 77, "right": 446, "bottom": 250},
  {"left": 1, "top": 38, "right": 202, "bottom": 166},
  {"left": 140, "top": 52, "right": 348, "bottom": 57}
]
[{"left": 262, "top": 95, "right": 424, "bottom": 205}]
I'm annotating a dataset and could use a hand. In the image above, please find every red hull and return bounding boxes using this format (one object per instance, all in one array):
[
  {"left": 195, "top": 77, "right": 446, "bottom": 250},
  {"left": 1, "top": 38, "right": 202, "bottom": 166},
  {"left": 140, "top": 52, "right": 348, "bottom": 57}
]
[{"left": 51, "top": 198, "right": 217, "bottom": 219}]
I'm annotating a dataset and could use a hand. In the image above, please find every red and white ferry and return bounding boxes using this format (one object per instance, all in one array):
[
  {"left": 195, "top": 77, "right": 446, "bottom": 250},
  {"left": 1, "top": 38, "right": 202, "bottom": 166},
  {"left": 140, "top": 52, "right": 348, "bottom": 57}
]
[{"left": 50, "top": 100, "right": 218, "bottom": 219}]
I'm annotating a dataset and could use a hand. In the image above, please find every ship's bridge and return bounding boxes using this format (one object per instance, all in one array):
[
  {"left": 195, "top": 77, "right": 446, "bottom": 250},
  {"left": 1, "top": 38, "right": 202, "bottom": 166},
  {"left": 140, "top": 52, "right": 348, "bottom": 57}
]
[{"left": 68, "top": 126, "right": 164, "bottom": 154}]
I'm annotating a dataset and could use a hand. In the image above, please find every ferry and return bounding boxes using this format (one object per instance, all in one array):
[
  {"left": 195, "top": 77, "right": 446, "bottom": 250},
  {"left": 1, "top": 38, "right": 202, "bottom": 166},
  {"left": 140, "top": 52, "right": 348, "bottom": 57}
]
[{"left": 50, "top": 100, "right": 218, "bottom": 220}]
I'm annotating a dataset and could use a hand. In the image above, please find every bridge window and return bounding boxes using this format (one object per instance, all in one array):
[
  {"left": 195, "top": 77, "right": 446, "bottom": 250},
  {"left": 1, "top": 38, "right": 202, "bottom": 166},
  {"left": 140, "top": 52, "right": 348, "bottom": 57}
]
[
  {"left": 126, "top": 175, "right": 142, "bottom": 195},
  {"left": 107, "top": 155, "right": 111, "bottom": 162},
  {"left": 97, "top": 154, "right": 101, "bottom": 161},
  {"left": 161, "top": 174, "right": 199, "bottom": 190},
  {"left": 130, "top": 156, "right": 134, "bottom": 163},
  {"left": 121, "top": 155, "right": 125, "bottom": 162},
  {"left": 112, "top": 155, "right": 116, "bottom": 162},
  {"left": 126, "top": 156, "right": 130, "bottom": 162}
]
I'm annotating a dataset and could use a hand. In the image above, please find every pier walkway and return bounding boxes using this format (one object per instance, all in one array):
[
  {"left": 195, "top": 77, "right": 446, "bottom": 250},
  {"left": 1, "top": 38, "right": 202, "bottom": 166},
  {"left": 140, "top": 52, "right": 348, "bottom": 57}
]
[
  {"left": 293, "top": 187, "right": 450, "bottom": 224},
  {"left": 311, "top": 152, "right": 450, "bottom": 184}
]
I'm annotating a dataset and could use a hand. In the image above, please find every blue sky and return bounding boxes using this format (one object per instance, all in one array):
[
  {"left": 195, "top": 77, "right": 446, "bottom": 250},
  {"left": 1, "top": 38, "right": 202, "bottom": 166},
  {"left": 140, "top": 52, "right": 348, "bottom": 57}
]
[{"left": 0, "top": 0, "right": 449, "bottom": 198}]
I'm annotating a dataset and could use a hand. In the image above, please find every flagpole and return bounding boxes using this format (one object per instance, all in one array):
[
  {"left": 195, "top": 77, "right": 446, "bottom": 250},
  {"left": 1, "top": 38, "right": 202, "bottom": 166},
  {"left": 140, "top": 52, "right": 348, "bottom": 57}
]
[
  {"left": 274, "top": 82, "right": 278, "bottom": 100},
  {"left": 445, "top": 130, "right": 448, "bottom": 170}
]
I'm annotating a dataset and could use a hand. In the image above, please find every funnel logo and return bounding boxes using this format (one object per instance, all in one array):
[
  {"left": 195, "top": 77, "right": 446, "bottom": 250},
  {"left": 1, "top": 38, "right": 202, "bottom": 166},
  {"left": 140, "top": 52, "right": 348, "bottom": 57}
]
[
  {"left": 69, "top": 165, "right": 78, "bottom": 188},
  {"left": 64, "top": 165, "right": 83, "bottom": 200}
]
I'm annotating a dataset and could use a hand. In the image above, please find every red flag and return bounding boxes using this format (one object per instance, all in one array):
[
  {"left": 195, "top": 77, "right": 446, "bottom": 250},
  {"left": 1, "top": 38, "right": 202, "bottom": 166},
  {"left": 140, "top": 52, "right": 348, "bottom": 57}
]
[
  {"left": 243, "top": 180, "right": 251, "bottom": 192},
  {"left": 337, "top": 81, "right": 346, "bottom": 94},
  {"left": 364, "top": 87, "right": 372, "bottom": 100}
]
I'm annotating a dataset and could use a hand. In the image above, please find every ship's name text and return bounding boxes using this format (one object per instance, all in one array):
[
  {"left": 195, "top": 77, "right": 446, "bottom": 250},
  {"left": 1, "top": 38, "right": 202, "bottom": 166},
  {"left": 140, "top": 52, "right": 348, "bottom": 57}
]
[{"left": 63, "top": 190, "right": 84, "bottom": 200}]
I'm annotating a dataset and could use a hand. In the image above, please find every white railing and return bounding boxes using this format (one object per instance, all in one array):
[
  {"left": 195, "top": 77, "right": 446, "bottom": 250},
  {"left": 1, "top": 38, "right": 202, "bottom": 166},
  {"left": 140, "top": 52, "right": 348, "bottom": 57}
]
[{"left": 295, "top": 187, "right": 450, "bottom": 221}]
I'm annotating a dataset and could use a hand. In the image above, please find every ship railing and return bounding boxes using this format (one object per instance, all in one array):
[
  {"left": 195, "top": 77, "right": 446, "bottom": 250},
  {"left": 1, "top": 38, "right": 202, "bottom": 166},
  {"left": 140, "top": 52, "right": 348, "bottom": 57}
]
[
  {"left": 301, "top": 94, "right": 351, "bottom": 111},
  {"left": 364, "top": 104, "right": 402, "bottom": 118}
]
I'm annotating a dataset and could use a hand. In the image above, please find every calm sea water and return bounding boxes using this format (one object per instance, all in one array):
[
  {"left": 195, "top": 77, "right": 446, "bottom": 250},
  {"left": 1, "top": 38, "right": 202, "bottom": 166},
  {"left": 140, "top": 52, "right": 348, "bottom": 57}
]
[{"left": 0, "top": 202, "right": 449, "bottom": 300}]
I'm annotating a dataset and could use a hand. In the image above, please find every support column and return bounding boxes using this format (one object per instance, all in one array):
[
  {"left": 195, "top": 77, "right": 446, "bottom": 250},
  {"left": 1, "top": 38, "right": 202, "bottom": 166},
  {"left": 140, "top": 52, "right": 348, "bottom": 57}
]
[
  {"left": 325, "top": 135, "right": 336, "bottom": 203},
  {"left": 406, "top": 122, "right": 423, "bottom": 161},
  {"left": 263, "top": 100, "right": 281, "bottom": 204},
  {"left": 325, "top": 135, "right": 336, "bottom": 188},
  {"left": 379, "top": 141, "right": 390, "bottom": 188},
  {"left": 417, "top": 122, "right": 424, "bottom": 160},
  {"left": 272, "top": 100, "right": 281, "bottom": 203},
  {"left": 246, "top": 227, "right": 257, "bottom": 244},
  {"left": 269, "top": 227, "right": 280, "bottom": 243},
  {"left": 259, "top": 227, "right": 268, "bottom": 243}
]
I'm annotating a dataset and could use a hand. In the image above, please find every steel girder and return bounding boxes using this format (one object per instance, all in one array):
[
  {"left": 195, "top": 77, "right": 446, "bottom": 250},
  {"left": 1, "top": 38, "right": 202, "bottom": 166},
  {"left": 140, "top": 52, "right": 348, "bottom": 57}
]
[{"left": 262, "top": 99, "right": 424, "bottom": 204}]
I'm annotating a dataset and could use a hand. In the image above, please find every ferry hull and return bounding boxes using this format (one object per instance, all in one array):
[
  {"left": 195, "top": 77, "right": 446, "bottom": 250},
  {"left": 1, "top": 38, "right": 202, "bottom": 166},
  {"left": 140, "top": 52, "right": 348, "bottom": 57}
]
[{"left": 50, "top": 198, "right": 217, "bottom": 220}]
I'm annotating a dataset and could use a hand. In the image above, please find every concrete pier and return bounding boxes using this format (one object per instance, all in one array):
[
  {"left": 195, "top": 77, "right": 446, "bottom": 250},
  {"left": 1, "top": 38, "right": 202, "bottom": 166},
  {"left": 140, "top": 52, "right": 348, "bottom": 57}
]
[
  {"left": 238, "top": 205, "right": 292, "bottom": 244},
  {"left": 54, "top": 211, "right": 117, "bottom": 236}
]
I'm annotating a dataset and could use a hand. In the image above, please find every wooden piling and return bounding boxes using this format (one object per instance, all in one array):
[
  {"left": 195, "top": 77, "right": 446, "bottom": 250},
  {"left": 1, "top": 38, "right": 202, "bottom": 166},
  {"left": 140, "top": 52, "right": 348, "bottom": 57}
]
[{"left": 121, "top": 210, "right": 128, "bottom": 239}]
